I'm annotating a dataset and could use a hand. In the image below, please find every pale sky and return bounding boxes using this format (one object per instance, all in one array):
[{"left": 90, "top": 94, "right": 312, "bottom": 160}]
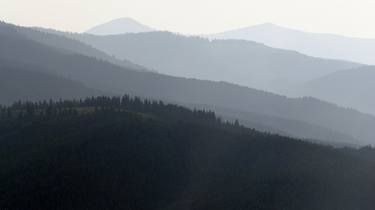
[{"left": 1, "top": 0, "right": 375, "bottom": 38}]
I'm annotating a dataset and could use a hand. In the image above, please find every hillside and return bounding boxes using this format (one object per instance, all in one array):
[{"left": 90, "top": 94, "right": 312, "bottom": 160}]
[
  {"left": 0, "top": 61, "right": 104, "bottom": 105},
  {"left": 194, "top": 104, "right": 358, "bottom": 147},
  {"left": 1, "top": 96, "right": 375, "bottom": 210},
  {"left": 296, "top": 66, "right": 375, "bottom": 115}
]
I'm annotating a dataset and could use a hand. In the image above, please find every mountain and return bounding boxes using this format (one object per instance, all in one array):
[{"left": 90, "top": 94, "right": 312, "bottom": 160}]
[
  {"left": 0, "top": 21, "right": 374, "bottom": 145},
  {"left": 296, "top": 66, "right": 375, "bottom": 115},
  {"left": 1, "top": 96, "right": 375, "bottom": 210},
  {"left": 209, "top": 23, "right": 375, "bottom": 65},
  {"left": 67, "top": 31, "right": 360, "bottom": 94},
  {"left": 85, "top": 17, "right": 154, "bottom": 35}
]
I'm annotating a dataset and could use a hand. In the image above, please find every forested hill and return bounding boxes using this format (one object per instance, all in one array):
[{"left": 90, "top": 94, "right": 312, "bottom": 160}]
[{"left": 1, "top": 96, "right": 375, "bottom": 210}]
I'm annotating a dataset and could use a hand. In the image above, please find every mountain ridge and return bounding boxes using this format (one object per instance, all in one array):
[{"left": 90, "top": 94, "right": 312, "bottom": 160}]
[{"left": 208, "top": 23, "right": 375, "bottom": 65}]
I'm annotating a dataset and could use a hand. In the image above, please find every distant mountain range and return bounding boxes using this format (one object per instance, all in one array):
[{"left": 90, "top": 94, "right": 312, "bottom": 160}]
[
  {"left": 65, "top": 31, "right": 360, "bottom": 94},
  {"left": 2, "top": 21, "right": 375, "bottom": 146},
  {"left": 208, "top": 23, "right": 375, "bottom": 65},
  {"left": 66, "top": 20, "right": 375, "bottom": 115},
  {"left": 84, "top": 18, "right": 375, "bottom": 65},
  {"left": 85, "top": 18, "right": 154, "bottom": 35}
]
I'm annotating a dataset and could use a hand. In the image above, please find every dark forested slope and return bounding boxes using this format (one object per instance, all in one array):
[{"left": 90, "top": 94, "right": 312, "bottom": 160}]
[{"left": 0, "top": 96, "right": 375, "bottom": 210}]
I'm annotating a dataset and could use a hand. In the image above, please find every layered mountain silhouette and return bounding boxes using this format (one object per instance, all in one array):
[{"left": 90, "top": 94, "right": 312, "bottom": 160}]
[
  {"left": 47, "top": 20, "right": 375, "bottom": 115},
  {"left": 209, "top": 23, "right": 375, "bottom": 65},
  {"left": 65, "top": 31, "right": 360, "bottom": 94},
  {"left": 69, "top": 26, "right": 375, "bottom": 115},
  {"left": 1, "top": 21, "right": 374, "bottom": 145},
  {"left": 85, "top": 17, "right": 154, "bottom": 35},
  {"left": 2, "top": 14, "right": 375, "bottom": 210}
]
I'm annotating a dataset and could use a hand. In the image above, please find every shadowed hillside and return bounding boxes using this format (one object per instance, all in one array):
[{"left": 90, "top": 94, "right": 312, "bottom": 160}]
[{"left": 0, "top": 61, "right": 104, "bottom": 105}]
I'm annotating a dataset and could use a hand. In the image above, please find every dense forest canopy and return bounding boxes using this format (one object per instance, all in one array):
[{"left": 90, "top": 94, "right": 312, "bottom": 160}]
[{"left": 1, "top": 96, "right": 375, "bottom": 210}]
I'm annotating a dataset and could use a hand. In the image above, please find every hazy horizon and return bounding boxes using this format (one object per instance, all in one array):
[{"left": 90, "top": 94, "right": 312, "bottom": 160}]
[{"left": 2, "top": 0, "right": 375, "bottom": 39}]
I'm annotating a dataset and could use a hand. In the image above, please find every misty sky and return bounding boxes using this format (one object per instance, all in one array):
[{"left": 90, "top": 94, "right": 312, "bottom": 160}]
[{"left": 2, "top": 0, "right": 375, "bottom": 38}]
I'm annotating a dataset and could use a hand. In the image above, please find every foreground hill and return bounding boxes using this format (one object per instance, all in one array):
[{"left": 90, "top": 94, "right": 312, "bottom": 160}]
[
  {"left": 0, "top": 21, "right": 373, "bottom": 145},
  {"left": 1, "top": 96, "right": 375, "bottom": 210},
  {"left": 66, "top": 31, "right": 360, "bottom": 94},
  {"left": 209, "top": 23, "right": 375, "bottom": 65}
]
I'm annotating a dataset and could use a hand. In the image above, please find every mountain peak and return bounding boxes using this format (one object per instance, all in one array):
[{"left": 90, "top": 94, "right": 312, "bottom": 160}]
[
  {"left": 108, "top": 17, "right": 144, "bottom": 25},
  {"left": 85, "top": 17, "right": 154, "bottom": 35},
  {"left": 257, "top": 22, "right": 279, "bottom": 27},
  {"left": 247, "top": 23, "right": 292, "bottom": 31}
]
